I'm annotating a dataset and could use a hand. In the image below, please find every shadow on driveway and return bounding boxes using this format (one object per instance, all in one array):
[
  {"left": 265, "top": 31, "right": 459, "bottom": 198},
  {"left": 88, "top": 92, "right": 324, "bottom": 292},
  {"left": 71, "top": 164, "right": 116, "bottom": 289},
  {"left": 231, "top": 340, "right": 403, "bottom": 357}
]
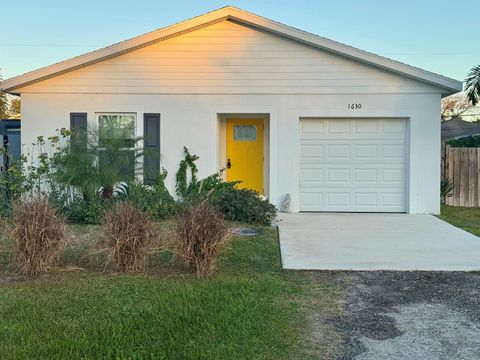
[{"left": 313, "top": 271, "right": 480, "bottom": 360}]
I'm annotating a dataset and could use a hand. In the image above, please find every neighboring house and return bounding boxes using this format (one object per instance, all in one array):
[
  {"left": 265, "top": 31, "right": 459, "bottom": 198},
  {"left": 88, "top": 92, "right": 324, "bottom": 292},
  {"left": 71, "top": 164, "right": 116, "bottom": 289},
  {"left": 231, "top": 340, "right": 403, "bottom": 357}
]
[
  {"left": 461, "top": 105, "right": 480, "bottom": 122},
  {"left": 0, "top": 118, "right": 21, "bottom": 170},
  {"left": 441, "top": 118, "right": 480, "bottom": 141},
  {"left": 0, "top": 6, "right": 462, "bottom": 214}
]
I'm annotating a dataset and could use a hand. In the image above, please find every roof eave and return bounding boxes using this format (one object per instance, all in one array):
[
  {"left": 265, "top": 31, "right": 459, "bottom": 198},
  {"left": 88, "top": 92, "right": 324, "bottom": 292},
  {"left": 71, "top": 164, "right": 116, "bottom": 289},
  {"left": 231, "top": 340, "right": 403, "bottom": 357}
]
[{"left": 0, "top": 6, "right": 463, "bottom": 94}]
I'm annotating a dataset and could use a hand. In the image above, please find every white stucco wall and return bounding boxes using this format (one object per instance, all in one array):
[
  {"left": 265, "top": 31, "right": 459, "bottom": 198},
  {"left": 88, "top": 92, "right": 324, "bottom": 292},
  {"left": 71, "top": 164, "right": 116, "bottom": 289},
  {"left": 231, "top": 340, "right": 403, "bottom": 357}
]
[
  {"left": 21, "top": 92, "right": 441, "bottom": 214},
  {"left": 15, "top": 19, "right": 446, "bottom": 214}
]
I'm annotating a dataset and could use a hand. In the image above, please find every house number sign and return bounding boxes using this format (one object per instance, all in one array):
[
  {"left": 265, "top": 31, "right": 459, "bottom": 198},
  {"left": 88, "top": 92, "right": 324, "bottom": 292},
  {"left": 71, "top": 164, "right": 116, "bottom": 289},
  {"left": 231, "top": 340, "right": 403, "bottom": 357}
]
[{"left": 348, "top": 103, "right": 362, "bottom": 109}]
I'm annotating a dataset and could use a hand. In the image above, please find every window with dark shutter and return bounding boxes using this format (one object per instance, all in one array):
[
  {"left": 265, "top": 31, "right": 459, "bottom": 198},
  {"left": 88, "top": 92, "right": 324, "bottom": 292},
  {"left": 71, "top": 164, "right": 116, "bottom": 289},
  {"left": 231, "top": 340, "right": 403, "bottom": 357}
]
[
  {"left": 69, "top": 112, "right": 87, "bottom": 150},
  {"left": 143, "top": 113, "right": 160, "bottom": 185}
]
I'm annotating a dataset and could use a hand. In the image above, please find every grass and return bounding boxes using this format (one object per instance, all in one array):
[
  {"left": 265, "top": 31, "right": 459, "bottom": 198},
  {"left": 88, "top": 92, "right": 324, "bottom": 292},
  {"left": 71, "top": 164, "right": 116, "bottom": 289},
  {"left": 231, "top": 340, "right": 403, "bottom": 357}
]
[
  {"left": 439, "top": 204, "right": 480, "bottom": 237},
  {"left": 0, "top": 223, "right": 341, "bottom": 360}
]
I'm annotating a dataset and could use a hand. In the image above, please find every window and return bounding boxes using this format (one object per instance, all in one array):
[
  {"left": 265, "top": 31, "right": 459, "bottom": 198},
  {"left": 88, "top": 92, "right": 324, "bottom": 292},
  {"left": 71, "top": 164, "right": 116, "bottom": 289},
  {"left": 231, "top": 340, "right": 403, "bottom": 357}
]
[
  {"left": 98, "top": 113, "right": 136, "bottom": 147},
  {"left": 96, "top": 113, "right": 136, "bottom": 178},
  {"left": 233, "top": 125, "right": 257, "bottom": 141}
]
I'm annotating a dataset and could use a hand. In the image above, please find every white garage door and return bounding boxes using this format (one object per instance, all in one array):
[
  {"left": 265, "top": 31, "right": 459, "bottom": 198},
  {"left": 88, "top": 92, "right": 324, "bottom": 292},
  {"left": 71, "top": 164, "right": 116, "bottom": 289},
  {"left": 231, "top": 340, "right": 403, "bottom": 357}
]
[{"left": 299, "top": 118, "right": 407, "bottom": 212}]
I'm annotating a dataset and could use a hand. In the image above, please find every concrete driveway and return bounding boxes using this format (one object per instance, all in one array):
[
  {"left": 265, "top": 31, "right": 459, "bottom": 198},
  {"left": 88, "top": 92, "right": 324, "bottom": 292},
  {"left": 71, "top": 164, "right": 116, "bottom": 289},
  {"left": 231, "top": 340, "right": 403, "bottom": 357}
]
[{"left": 278, "top": 213, "right": 480, "bottom": 271}]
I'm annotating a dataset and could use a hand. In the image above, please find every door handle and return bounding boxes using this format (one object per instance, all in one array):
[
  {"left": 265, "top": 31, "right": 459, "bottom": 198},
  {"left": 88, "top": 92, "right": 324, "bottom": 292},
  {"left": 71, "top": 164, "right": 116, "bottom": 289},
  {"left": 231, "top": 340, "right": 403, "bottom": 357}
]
[{"left": 226, "top": 158, "right": 232, "bottom": 169}]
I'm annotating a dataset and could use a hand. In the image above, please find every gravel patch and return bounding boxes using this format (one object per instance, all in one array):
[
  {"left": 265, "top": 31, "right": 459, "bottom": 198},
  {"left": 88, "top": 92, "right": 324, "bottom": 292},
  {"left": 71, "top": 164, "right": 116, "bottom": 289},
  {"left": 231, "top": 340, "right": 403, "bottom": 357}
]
[
  {"left": 356, "top": 303, "right": 480, "bottom": 360},
  {"left": 316, "top": 271, "right": 480, "bottom": 360}
]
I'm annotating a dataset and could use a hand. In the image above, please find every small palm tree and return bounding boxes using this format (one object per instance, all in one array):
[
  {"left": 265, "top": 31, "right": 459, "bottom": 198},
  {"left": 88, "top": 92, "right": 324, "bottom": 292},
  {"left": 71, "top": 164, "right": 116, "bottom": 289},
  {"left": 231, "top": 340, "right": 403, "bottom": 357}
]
[
  {"left": 51, "top": 122, "right": 144, "bottom": 200},
  {"left": 465, "top": 65, "right": 480, "bottom": 105}
]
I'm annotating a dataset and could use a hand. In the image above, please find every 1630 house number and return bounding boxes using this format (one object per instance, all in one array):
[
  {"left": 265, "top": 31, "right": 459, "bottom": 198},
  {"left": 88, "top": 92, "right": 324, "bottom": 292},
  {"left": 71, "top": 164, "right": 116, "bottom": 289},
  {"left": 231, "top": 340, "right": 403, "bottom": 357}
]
[{"left": 348, "top": 103, "right": 362, "bottom": 110}]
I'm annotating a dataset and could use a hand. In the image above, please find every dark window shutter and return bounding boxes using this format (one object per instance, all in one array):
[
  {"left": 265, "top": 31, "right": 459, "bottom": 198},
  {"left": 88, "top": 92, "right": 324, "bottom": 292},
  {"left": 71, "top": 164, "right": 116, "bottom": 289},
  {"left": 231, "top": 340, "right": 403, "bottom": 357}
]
[
  {"left": 143, "top": 113, "right": 160, "bottom": 185},
  {"left": 69, "top": 112, "right": 87, "bottom": 149}
]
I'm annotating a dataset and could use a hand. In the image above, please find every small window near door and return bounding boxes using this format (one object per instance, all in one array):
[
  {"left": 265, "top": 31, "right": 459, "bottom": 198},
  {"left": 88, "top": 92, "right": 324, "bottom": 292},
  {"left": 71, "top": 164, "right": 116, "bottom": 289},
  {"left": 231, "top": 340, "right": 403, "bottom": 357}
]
[
  {"left": 233, "top": 125, "right": 257, "bottom": 141},
  {"left": 96, "top": 113, "right": 136, "bottom": 177}
]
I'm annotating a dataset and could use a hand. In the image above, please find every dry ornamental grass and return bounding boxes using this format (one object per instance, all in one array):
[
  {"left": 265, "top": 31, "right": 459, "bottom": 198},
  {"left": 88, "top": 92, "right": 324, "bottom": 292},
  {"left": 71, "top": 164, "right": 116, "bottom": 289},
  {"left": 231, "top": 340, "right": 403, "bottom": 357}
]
[
  {"left": 9, "top": 195, "right": 68, "bottom": 276},
  {"left": 103, "top": 202, "right": 155, "bottom": 272},
  {"left": 175, "top": 203, "right": 231, "bottom": 277}
]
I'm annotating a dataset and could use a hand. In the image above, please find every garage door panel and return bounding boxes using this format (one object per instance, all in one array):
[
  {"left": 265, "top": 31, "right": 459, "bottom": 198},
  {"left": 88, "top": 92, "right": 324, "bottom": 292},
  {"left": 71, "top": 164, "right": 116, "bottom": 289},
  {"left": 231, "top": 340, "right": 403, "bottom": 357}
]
[
  {"left": 383, "top": 144, "right": 405, "bottom": 159},
  {"left": 354, "top": 169, "right": 378, "bottom": 183},
  {"left": 301, "top": 144, "right": 324, "bottom": 158},
  {"left": 301, "top": 188, "right": 405, "bottom": 210},
  {"left": 300, "top": 118, "right": 407, "bottom": 212},
  {"left": 300, "top": 193, "right": 323, "bottom": 207},
  {"left": 327, "top": 168, "right": 351, "bottom": 183},
  {"left": 327, "top": 192, "right": 351, "bottom": 207},
  {"left": 355, "top": 144, "right": 378, "bottom": 159},
  {"left": 382, "top": 192, "right": 404, "bottom": 207},
  {"left": 327, "top": 144, "right": 350, "bottom": 159},
  {"left": 355, "top": 119, "right": 379, "bottom": 133},
  {"left": 301, "top": 119, "right": 326, "bottom": 134},
  {"left": 382, "top": 119, "right": 406, "bottom": 134},
  {"left": 328, "top": 120, "right": 351, "bottom": 135},
  {"left": 301, "top": 166, "right": 404, "bottom": 186}
]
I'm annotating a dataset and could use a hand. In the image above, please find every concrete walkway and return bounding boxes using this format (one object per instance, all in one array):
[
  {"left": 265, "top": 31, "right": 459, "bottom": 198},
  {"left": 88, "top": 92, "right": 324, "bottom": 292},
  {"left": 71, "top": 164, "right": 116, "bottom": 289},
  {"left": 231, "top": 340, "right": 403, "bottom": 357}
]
[{"left": 278, "top": 213, "right": 480, "bottom": 271}]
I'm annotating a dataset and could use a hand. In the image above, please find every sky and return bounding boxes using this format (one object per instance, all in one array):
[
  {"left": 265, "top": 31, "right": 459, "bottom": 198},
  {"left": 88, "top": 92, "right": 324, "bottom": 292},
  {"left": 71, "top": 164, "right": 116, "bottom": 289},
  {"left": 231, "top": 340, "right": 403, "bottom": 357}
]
[{"left": 0, "top": 0, "right": 478, "bottom": 83}]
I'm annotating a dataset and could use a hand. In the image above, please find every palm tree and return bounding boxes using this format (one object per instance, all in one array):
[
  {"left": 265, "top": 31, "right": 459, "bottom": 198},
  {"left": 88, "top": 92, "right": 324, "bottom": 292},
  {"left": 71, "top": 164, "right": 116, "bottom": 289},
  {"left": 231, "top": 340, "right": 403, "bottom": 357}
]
[
  {"left": 465, "top": 65, "right": 480, "bottom": 105},
  {"left": 51, "top": 122, "right": 144, "bottom": 200}
]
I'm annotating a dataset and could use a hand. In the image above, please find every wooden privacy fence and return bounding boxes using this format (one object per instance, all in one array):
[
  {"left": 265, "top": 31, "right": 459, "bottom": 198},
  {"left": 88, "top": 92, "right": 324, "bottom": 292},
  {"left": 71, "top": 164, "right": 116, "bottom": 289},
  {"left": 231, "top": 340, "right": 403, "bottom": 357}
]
[{"left": 441, "top": 144, "right": 480, "bottom": 207}]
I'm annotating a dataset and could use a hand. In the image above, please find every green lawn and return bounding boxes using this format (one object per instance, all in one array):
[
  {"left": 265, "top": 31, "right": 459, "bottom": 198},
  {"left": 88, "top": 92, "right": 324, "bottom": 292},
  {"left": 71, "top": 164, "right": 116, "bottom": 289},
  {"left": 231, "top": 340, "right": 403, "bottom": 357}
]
[
  {"left": 0, "top": 224, "right": 341, "bottom": 360},
  {"left": 439, "top": 204, "right": 480, "bottom": 237}
]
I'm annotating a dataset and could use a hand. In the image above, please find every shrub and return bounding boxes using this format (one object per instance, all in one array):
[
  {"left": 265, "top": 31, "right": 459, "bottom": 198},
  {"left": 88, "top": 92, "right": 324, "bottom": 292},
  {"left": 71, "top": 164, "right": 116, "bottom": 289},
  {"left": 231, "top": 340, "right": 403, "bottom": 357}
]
[
  {"left": 209, "top": 185, "right": 277, "bottom": 225},
  {"left": 103, "top": 202, "right": 155, "bottom": 272},
  {"left": 441, "top": 178, "right": 454, "bottom": 204},
  {"left": 174, "top": 202, "right": 231, "bottom": 277},
  {"left": 173, "top": 148, "right": 277, "bottom": 225},
  {"left": 9, "top": 195, "right": 68, "bottom": 276},
  {"left": 58, "top": 195, "right": 108, "bottom": 224},
  {"left": 0, "top": 152, "right": 32, "bottom": 218},
  {"left": 447, "top": 135, "right": 480, "bottom": 147},
  {"left": 116, "top": 173, "right": 177, "bottom": 220}
]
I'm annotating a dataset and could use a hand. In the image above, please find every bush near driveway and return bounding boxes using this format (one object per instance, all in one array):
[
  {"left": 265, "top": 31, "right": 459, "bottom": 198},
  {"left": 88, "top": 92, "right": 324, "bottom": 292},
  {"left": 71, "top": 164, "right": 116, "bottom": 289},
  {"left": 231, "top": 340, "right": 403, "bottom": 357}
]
[{"left": 210, "top": 185, "right": 277, "bottom": 225}]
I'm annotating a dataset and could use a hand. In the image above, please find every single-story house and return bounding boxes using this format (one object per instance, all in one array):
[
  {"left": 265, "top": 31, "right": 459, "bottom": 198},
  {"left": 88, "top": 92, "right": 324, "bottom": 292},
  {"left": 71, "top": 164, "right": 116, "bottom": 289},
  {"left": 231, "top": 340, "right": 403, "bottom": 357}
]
[
  {"left": 0, "top": 6, "right": 462, "bottom": 214},
  {"left": 441, "top": 118, "right": 480, "bottom": 141}
]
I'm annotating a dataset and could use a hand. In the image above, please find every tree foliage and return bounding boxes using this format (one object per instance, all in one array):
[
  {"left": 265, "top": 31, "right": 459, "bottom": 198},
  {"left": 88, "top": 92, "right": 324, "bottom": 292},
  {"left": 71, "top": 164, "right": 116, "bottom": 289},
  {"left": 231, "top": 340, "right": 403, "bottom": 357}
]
[
  {"left": 9, "top": 97, "right": 20, "bottom": 116},
  {"left": 0, "top": 73, "right": 8, "bottom": 118},
  {"left": 465, "top": 65, "right": 480, "bottom": 106},
  {"left": 0, "top": 73, "right": 20, "bottom": 118},
  {"left": 441, "top": 93, "right": 472, "bottom": 121},
  {"left": 51, "top": 123, "right": 144, "bottom": 200}
]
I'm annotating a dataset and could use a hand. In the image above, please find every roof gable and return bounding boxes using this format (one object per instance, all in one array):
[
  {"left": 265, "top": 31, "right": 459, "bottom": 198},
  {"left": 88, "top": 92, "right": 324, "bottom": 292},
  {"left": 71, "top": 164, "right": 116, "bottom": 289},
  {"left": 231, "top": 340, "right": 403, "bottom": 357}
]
[{"left": 0, "top": 6, "right": 462, "bottom": 94}]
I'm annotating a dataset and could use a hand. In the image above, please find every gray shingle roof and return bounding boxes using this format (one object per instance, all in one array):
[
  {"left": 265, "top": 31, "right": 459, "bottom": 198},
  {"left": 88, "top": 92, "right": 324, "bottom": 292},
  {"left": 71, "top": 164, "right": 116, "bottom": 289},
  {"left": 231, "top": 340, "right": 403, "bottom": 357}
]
[{"left": 441, "top": 118, "right": 480, "bottom": 140}]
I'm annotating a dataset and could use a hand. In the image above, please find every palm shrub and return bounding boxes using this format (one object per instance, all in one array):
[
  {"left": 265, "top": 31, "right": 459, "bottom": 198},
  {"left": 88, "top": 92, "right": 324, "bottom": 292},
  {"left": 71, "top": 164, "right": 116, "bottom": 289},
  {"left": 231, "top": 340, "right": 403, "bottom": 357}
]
[
  {"left": 51, "top": 121, "right": 144, "bottom": 201},
  {"left": 9, "top": 195, "right": 68, "bottom": 276},
  {"left": 174, "top": 202, "right": 231, "bottom": 277},
  {"left": 441, "top": 178, "right": 454, "bottom": 204},
  {"left": 465, "top": 65, "right": 480, "bottom": 105},
  {"left": 50, "top": 131, "right": 98, "bottom": 201},
  {"left": 102, "top": 202, "right": 155, "bottom": 272}
]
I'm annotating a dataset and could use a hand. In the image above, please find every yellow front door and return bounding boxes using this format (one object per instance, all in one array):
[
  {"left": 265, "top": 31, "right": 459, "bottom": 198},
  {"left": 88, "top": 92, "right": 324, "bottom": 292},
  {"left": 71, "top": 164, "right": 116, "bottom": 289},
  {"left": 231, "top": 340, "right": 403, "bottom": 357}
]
[{"left": 226, "top": 118, "right": 264, "bottom": 194}]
